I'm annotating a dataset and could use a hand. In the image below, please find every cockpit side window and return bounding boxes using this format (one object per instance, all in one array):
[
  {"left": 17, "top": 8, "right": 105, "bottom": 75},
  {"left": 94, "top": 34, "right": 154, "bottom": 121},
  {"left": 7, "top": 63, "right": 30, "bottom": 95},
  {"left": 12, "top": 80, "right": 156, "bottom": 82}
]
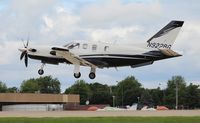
[
  {"left": 64, "top": 42, "right": 80, "bottom": 49},
  {"left": 83, "top": 43, "right": 88, "bottom": 49},
  {"left": 68, "top": 43, "right": 80, "bottom": 49}
]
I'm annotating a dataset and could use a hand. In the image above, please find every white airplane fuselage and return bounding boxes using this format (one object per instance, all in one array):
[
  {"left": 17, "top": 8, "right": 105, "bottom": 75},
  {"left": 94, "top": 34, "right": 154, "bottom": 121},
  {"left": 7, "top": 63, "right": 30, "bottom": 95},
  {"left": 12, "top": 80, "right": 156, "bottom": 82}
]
[
  {"left": 26, "top": 42, "right": 158, "bottom": 68},
  {"left": 28, "top": 42, "right": 149, "bottom": 63},
  {"left": 19, "top": 20, "right": 184, "bottom": 79}
]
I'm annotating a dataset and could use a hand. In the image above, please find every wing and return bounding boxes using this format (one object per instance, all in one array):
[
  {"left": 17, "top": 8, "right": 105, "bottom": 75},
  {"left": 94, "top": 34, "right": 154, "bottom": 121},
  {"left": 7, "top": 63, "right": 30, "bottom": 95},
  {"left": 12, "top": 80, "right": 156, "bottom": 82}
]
[{"left": 52, "top": 47, "right": 97, "bottom": 68}]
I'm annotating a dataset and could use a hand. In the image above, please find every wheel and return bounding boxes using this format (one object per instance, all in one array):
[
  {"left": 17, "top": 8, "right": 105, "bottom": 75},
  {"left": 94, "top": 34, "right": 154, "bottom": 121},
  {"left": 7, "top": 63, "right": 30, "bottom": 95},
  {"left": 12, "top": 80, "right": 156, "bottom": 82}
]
[
  {"left": 74, "top": 72, "right": 81, "bottom": 78},
  {"left": 38, "top": 69, "right": 44, "bottom": 75},
  {"left": 89, "top": 72, "right": 96, "bottom": 79}
]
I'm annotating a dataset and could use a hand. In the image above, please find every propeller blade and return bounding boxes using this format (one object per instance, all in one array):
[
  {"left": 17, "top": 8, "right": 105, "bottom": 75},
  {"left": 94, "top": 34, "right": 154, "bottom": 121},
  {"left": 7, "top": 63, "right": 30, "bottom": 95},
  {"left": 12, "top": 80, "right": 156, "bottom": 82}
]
[
  {"left": 26, "top": 40, "right": 29, "bottom": 48},
  {"left": 21, "top": 39, "right": 25, "bottom": 48},
  {"left": 25, "top": 53, "right": 28, "bottom": 67},
  {"left": 20, "top": 51, "right": 26, "bottom": 60}
]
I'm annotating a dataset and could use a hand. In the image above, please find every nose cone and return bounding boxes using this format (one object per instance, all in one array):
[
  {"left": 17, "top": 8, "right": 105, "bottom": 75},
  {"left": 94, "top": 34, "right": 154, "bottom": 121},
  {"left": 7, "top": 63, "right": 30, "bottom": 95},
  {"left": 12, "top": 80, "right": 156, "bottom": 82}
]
[{"left": 18, "top": 48, "right": 26, "bottom": 52}]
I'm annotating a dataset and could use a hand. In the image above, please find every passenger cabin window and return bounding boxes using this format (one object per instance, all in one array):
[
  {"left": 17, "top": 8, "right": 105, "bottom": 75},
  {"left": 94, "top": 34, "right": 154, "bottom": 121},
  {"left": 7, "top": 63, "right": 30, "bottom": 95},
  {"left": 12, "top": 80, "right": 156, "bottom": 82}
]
[
  {"left": 83, "top": 43, "right": 88, "bottom": 49},
  {"left": 92, "top": 45, "right": 97, "bottom": 51},
  {"left": 104, "top": 46, "right": 109, "bottom": 51}
]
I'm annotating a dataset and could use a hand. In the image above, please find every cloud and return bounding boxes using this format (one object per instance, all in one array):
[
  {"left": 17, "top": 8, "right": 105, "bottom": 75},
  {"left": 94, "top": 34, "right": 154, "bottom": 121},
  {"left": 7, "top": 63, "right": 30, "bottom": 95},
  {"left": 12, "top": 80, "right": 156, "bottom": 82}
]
[
  {"left": 80, "top": 0, "right": 162, "bottom": 28},
  {"left": 40, "top": 8, "right": 80, "bottom": 41},
  {"left": 0, "top": 0, "right": 58, "bottom": 41},
  {"left": 86, "top": 26, "right": 143, "bottom": 43},
  {"left": 0, "top": 0, "right": 200, "bottom": 90},
  {"left": 172, "top": 20, "right": 200, "bottom": 69},
  {"left": 0, "top": 41, "right": 21, "bottom": 64}
]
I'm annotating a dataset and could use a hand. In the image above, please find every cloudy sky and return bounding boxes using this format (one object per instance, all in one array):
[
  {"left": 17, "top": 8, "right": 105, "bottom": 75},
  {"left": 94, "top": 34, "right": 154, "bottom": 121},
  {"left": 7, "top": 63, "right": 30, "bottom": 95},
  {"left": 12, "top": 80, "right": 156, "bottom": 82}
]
[{"left": 0, "top": 0, "right": 200, "bottom": 92}]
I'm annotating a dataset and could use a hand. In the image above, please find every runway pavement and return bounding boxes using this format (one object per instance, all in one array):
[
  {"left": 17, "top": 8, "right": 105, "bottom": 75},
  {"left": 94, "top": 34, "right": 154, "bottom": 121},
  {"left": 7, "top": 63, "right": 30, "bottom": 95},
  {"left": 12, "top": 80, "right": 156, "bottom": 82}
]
[{"left": 0, "top": 110, "right": 200, "bottom": 117}]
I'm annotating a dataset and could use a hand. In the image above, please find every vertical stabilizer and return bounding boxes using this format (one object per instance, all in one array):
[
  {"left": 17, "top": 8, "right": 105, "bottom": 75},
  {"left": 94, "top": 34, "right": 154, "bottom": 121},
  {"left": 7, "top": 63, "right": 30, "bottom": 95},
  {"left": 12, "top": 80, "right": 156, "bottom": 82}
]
[{"left": 147, "top": 20, "right": 184, "bottom": 49}]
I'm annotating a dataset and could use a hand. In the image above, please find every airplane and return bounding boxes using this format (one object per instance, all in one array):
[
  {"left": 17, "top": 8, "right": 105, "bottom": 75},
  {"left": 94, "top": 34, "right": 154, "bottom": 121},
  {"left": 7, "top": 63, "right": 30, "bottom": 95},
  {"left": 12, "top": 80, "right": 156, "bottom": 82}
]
[{"left": 19, "top": 20, "right": 184, "bottom": 79}]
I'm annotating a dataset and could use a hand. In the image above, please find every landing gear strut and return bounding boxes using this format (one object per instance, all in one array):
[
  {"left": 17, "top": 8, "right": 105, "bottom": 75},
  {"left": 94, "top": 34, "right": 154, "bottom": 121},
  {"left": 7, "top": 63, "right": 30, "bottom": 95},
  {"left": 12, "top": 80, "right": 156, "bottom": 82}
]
[
  {"left": 38, "top": 63, "right": 45, "bottom": 75},
  {"left": 73, "top": 64, "right": 81, "bottom": 79},
  {"left": 89, "top": 67, "right": 96, "bottom": 79}
]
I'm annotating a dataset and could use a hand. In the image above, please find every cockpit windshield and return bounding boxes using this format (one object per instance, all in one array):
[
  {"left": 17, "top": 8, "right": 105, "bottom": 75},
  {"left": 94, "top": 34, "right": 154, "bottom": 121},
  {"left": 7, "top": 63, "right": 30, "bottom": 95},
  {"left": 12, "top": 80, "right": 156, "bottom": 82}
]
[{"left": 64, "top": 42, "right": 80, "bottom": 49}]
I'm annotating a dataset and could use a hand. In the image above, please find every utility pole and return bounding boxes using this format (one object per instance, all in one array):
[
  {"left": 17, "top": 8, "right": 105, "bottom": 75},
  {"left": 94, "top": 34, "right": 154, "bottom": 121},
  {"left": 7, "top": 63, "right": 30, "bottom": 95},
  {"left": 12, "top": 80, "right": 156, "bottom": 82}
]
[
  {"left": 175, "top": 81, "right": 178, "bottom": 110},
  {"left": 137, "top": 96, "right": 140, "bottom": 109},
  {"left": 112, "top": 96, "right": 115, "bottom": 107},
  {"left": 159, "top": 83, "right": 166, "bottom": 105},
  {"left": 122, "top": 85, "right": 124, "bottom": 107}
]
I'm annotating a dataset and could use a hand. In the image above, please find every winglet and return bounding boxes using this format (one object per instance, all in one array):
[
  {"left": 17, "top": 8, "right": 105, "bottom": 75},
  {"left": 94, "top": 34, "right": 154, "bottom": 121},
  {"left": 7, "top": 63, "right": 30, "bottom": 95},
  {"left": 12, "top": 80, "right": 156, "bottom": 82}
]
[{"left": 52, "top": 47, "right": 69, "bottom": 51}]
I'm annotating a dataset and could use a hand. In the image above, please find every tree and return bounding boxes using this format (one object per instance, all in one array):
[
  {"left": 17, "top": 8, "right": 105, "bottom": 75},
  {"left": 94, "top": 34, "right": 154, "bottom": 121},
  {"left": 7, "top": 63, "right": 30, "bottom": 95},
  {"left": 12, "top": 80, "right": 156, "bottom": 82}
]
[
  {"left": 36, "top": 76, "right": 61, "bottom": 94},
  {"left": 20, "top": 76, "right": 61, "bottom": 94},
  {"left": 116, "top": 76, "right": 142, "bottom": 106},
  {"left": 165, "top": 76, "right": 186, "bottom": 109},
  {"left": 65, "top": 80, "right": 91, "bottom": 105},
  {"left": 0, "top": 81, "right": 7, "bottom": 93},
  {"left": 20, "top": 78, "right": 39, "bottom": 93},
  {"left": 7, "top": 87, "right": 19, "bottom": 93},
  {"left": 185, "top": 83, "right": 200, "bottom": 109},
  {"left": 89, "top": 82, "right": 112, "bottom": 105},
  {"left": 149, "top": 88, "right": 164, "bottom": 106},
  {"left": 140, "top": 89, "right": 153, "bottom": 107}
]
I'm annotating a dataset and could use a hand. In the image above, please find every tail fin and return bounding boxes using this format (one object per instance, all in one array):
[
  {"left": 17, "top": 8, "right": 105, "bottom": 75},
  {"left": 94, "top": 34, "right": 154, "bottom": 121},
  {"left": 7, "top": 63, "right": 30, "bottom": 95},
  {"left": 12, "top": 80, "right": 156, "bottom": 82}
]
[{"left": 147, "top": 20, "right": 184, "bottom": 49}]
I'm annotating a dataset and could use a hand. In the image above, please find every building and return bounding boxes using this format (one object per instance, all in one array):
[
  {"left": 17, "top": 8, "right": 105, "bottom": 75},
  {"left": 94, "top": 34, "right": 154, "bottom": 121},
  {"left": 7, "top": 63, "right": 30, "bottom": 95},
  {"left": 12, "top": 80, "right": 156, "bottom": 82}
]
[{"left": 0, "top": 93, "right": 80, "bottom": 111}]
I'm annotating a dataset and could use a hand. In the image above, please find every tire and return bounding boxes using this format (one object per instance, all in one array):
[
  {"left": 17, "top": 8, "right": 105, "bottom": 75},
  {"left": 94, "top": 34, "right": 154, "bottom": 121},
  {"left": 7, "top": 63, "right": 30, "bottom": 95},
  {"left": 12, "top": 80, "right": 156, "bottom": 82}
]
[
  {"left": 74, "top": 72, "right": 81, "bottom": 78},
  {"left": 38, "top": 69, "right": 44, "bottom": 75},
  {"left": 89, "top": 72, "right": 96, "bottom": 79}
]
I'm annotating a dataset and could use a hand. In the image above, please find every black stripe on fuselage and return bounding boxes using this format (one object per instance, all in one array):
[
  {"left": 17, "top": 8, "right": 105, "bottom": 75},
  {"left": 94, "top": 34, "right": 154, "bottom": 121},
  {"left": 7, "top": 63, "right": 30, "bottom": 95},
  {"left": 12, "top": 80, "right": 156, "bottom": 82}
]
[
  {"left": 80, "top": 52, "right": 166, "bottom": 60},
  {"left": 28, "top": 52, "right": 167, "bottom": 67}
]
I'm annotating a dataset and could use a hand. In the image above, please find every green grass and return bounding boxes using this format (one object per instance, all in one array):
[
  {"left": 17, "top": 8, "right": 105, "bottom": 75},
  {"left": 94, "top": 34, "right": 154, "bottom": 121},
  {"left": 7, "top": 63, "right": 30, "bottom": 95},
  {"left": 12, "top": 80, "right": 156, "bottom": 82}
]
[{"left": 0, "top": 117, "right": 200, "bottom": 123}]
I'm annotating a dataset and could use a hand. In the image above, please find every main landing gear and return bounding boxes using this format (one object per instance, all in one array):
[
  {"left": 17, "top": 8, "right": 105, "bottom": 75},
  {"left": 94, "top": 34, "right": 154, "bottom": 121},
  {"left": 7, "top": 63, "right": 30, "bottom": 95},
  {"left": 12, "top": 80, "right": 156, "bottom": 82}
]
[
  {"left": 89, "top": 67, "right": 96, "bottom": 79},
  {"left": 89, "top": 72, "right": 95, "bottom": 79},
  {"left": 74, "top": 72, "right": 96, "bottom": 79},
  {"left": 74, "top": 72, "right": 81, "bottom": 78},
  {"left": 73, "top": 65, "right": 96, "bottom": 79}
]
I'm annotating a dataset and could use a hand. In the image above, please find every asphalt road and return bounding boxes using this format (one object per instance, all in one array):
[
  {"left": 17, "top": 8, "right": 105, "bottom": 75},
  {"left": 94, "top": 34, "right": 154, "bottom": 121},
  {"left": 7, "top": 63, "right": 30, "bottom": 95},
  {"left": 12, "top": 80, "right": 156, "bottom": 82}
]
[{"left": 0, "top": 110, "right": 200, "bottom": 117}]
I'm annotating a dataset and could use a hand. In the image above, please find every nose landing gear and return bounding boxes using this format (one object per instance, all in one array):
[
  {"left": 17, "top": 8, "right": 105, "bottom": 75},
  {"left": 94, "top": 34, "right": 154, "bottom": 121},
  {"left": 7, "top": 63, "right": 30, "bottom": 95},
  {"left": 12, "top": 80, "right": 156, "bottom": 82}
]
[
  {"left": 38, "top": 69, "right": 44, "bottom": 75},
  {"left": 38, "top": 63, "right": 45, "bottom": 75}
]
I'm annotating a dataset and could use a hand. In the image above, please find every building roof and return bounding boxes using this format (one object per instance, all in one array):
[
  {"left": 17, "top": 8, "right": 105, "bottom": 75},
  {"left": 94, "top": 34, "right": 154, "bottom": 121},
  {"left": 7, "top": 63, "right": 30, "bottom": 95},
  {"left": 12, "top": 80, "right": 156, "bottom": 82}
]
[{"left": 0, "top": 93, "right": 79, "bottom": 104}]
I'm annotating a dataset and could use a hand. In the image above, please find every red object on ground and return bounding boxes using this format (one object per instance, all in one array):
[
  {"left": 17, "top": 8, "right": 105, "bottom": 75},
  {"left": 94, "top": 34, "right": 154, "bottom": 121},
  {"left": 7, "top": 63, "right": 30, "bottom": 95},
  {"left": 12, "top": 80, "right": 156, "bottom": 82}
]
[
  {"left": 87, "top": 106, "right": 98, "bottom": 111},
  {"left": 157, "top": 106, "right": 169, "bottom": 110}
]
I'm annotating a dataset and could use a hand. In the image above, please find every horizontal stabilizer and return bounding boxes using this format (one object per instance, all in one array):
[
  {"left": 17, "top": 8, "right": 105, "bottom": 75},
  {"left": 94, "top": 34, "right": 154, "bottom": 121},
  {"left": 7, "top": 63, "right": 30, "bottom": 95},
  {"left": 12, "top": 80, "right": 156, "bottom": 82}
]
[{"left": 159, "top": 49, "right": 182, "bottom": 57}]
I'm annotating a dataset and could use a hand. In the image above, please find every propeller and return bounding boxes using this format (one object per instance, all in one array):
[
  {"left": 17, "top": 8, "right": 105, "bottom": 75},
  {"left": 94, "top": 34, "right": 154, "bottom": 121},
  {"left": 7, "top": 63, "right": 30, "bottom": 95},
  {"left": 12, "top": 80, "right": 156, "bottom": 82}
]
[{"left": 20, "top": 39, "right": 29, "bottom": 67}]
